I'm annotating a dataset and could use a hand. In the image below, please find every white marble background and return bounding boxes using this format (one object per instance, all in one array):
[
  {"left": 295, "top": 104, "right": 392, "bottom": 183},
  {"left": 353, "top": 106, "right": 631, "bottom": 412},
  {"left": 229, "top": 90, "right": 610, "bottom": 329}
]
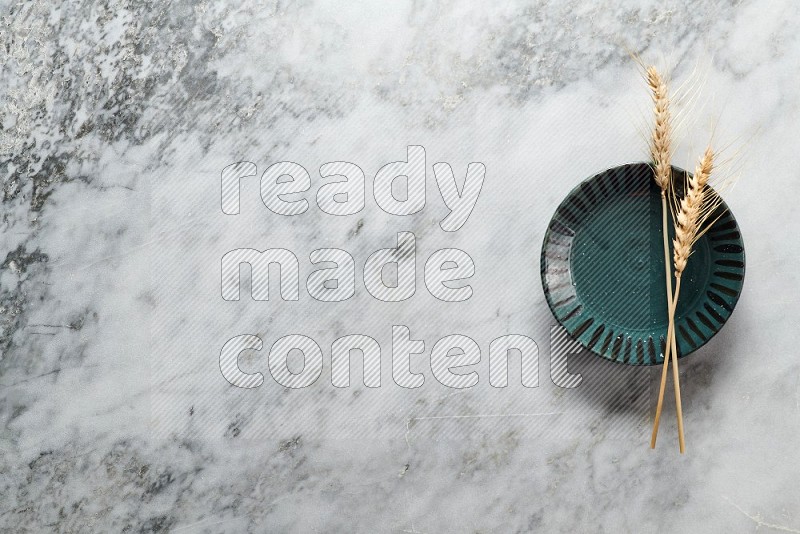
[{"left": 2, "top": 0, "right": 799, "bottom": 532}]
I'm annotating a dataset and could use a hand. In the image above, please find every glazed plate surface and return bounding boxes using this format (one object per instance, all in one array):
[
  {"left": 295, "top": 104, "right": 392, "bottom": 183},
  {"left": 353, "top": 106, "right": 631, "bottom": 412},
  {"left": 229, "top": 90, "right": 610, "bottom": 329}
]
[{"left": 541, "top": 163, "right": 745, "bottom": 365}]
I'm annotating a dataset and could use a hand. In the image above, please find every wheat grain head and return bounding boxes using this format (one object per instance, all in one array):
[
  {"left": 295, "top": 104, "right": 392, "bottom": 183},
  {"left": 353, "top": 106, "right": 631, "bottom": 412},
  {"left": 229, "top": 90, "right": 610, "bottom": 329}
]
[
  {"left": 672, "top": 146, "right": 722, "bottom": 275},
  {"left": 646, "top": 66, "right": 673, "bottom": 192}
]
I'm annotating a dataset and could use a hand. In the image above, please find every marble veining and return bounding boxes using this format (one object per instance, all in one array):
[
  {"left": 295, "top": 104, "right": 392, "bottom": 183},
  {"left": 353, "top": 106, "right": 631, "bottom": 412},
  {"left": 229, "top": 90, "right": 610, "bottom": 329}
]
[{"left": 2, "top": 0, "right": 800, "bottom": 532}]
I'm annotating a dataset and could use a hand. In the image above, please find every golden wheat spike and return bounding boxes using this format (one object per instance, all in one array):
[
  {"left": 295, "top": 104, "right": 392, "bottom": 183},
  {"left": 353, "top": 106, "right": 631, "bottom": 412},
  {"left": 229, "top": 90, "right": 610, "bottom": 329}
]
[
  {"left": 647, "top": 64, "right": 681, "bottom": 452},
  {"left": 646, "top": 66, "right": 673, "bottom": 192},
  {"left": 673, "top": 147, "right": 715, "bottom": 275}
]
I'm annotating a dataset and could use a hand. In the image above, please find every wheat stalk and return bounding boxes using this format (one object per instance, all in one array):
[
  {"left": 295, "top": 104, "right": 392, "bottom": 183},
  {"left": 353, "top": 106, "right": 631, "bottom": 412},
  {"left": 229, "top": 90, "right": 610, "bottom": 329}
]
[{"left": 645, "top": 65, "right": 681, "bottom": 451}]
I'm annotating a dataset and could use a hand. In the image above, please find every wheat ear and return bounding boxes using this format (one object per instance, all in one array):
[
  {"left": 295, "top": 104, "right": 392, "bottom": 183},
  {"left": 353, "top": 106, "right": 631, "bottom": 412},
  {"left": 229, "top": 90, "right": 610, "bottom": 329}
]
[
  {"left": 645, "top": 65, "right": 678, "bottom": 450},
  {"left": 673, "top": 147, "right": 717, "bottom": 276},
  {"left": 646, "top": 66, "right": 673, "bottom": 192}
]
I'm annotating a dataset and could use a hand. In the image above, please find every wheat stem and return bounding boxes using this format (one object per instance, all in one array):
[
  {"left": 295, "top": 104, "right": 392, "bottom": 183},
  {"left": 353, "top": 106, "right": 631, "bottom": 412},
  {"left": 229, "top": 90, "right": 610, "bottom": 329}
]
[
  {"left": 650, "top": 310, "right": 673, "bottom": 448},
  {"left": 650, "top": 192, "right": 675, "bottom": 448},
  {"left": 670, "top": 276, "right": 686, "bottom": 453},
  {"left": 651, "top": 275, "right": 686, "bottom": 452}
]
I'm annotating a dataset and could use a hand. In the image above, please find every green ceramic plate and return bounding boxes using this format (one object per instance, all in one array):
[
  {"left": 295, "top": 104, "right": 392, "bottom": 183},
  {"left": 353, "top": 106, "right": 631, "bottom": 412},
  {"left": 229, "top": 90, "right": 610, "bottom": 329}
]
[{"left": 541, "top": 163, "right": 745, "bottom": 365}]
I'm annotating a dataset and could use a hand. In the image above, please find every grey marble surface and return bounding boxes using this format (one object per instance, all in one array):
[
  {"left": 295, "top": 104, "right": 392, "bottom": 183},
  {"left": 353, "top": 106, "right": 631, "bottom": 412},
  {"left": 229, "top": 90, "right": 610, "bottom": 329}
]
[{"left": 2, "top": 0, "right": 799, "bottom": 532}]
